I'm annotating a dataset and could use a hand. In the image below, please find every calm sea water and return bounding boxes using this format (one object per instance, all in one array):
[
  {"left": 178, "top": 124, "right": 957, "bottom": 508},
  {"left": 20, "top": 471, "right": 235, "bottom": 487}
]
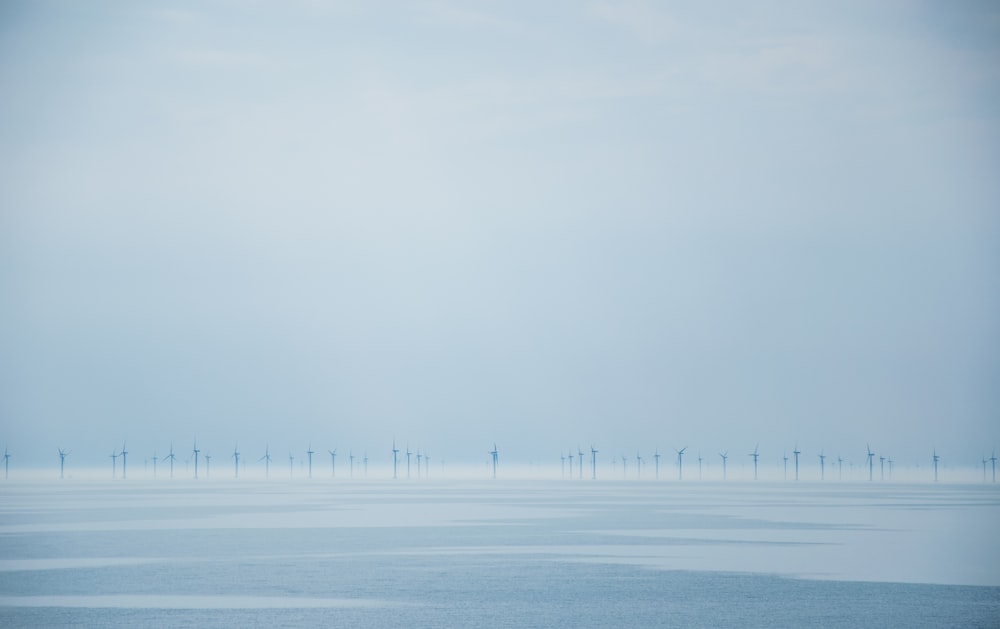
[{"left": 1, "top": 479, "right": 997, "bottom": 627}]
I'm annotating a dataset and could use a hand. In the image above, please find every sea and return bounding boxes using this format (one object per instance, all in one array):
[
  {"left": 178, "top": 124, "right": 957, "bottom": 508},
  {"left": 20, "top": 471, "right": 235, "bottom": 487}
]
[{"left": 1, "top": 477, "right": 998, "bottom": 627}]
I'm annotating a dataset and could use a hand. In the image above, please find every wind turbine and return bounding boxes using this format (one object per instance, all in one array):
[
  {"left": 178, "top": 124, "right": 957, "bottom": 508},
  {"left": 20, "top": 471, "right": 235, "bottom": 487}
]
[
  {"left": 591, "top": 446, "right": 598, "bottom": 480},
  {"left": 792, "top": 445, "right": 800, "bottom": 481},
  {"left": 636, "top": 452, "right": 642, "bottom": 480},
  {"left": 578, "top": 448, "right": 585, "bottom": 480},
  {"left": 698, "top": 453, "right": 703, "bottom": 480},
  {"left": 233, "top": 444, "right": 240, "bottom": 478},
  {"left": 932, "top": 449, "right": 940, "bottom": 482},
  {"left": 879, "top": 455, "right": 886, "bottom": 481},
  {"left": 110, "top": 448, "right": 119, "bottom": 479},
  {"left": 165, "top": 444, "right": 176, "bottom": 478},
  {"left": 620, "top": 454, "right": 627, "bottom": 479},
  {"left": 288, "top": 452, "right": 295, "bottom": 478},
  {"left": 749, "top": 445, "right": 759, "bottom": 481},
  {"left": 560, "top": 453, "right": 566, "bottom": 479},
  {"left": 653, "top": 450, "right": 661, "bottom": 480},
  {"left": 392, "top": 441, "right": 399, "bottom": 479},
  {"left": 121, "top": 442, "right": 128, "bottom": 480},
  {"left": 349, "top": 451, "right": 355, "bottom": 478},
  {"left": 152, "top": 452, "right": 158, "bottom": 479},
  {"left": 837, "top": 455, "right": 844, "bottom": 481},
  {"left": 306, "top": 445, "right": 314, "bottom": 479},
  {"left": 983, "top": 456, "right": 988, "bottom": 482},
  {"left": 363, "top": 452, "right": 368, "bottom": 478},
  {"left": 423, "top": 451, "right": 429, "bottom": 478},
  {"left": 192, "top": 441, "right": 199, "bottom": 480},
  {"left": 676, "top": 447, "right": 686, "bottom": 481},
  {"left": 406, "top": 445, "right": 412, "bottom": 479},
  {"left": 2, "top": 448, "right": 8, "bottom": 479},
  {"left": 719, "top": 452, "right": 728, "bottom": 480},
  {"left": 416, "top": 451, "right": 422, "bottom": 479},
  {"left": 58, "top": 448, "right": 69, "bottom": 479},
  {"left": 866, "top": 444, "right": 874, "bottom": 482},
  {"left": 260, "top": 445, "right": 271, "bottom": 478},
  {"left": 818, "top": 451, "right": 826, "bottom": 481},
  {"left": 568, "top": 451, "right": 574, "bottom": 479},
  {"left": 204, "top": 454, "right": 211, "bottom": 478},
  {"left": 782, "top": 452, "right": 788, "bottom": 480},
  {"left": 991, "top": 450, "right": 997, "bottom": 483},
  {"left": 887, "top": 457, "right": 894, "bottom": 480},
  {"left": 490, "top": 444, "right": 498, "bottom": 479},
  {"left": 329, "top": 449, "right": 337, "bottom": 478}
]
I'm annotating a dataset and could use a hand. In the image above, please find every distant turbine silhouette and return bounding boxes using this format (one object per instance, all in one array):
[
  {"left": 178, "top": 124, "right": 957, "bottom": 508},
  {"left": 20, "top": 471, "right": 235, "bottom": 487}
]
[
  {"left": 423, "top": 451, "right": 429, "bottom": 477},
  {"left": 490, "top": 444, "right": 498, "bottom": 479},
  {"left": 719, "top": 452, "right": 728, "bottom": 480},
  {"left": 932, "top": 449, "right": 940, "bottom": 482},
  {"left": 676, "top": 447, "right": 686, "bottom": 481},
  {"left": 2, "top": 447, "right": 8, "bottom": 479},
  {"left": 837, "top": 455, "right": 844, "bottom": 481},
  {"left": 288, "top": 452, "right": 294, "bottom": 478},
  {"left": 621, "top": 454, "right": 627, "bottom": 479},
  {"left": 560, "top": 453, "right": 566, "bottom": 479},
  {"left": 591, "top": 446, "right": 598, "bottom": 480},
  {"left": 58, "top": 448, "right": 69, "bottom": 479},
  {"left": 204, "top": 454, "right": 211, "bottom": 478},
  {"left": 866, "top": 444, "right": 875, "bottom": 481},
  {"left": 636, "top": 452, "right": 642, "bottom": 480},
  {"left": 698, "top": 453, "right": 703, "bottom": 480},
  {"left": 991, "top": 450, "right": 997, "bottom": 483},
  {"left": 568, "top": 451, "right": 574, "bottom": 479},
  {"left": 578, "top": 448, "right": 585, "bottom": 480},
  {"left": 782, "top": 452, "right": 788, "bottom": 480},
  {"left": 818, "top": 451, "right": 826, "bottom": 481},
  {"left": 392, "top": 440, "right": 399, "bottom": 480},
  {"left": 306, "top": 445, "right": 314, "bottom": 479},
  {"left": 363, "top": 453, "right": 368, "bottom": 477},
  {"left": 349, "top": 451, "right": 355, "bottom": 478},
  {"left": 653, "top": 450, "right": 661, "bottom": 480},
  {"left": 749, "top": 444, "right": 759, "bottom": 481},
  {"left": 192, "top": 441, "right": 199, "bottom": 480},
  {"left": 879, "top": 455, "right": 886, "bottom": 481},
  {"left": 165, "top": 444, "right": 176, "bottom": 478},
  {"left": 887, "top": 457, "right": 894, "bottom": 480},
  {"left": 792, "top": 445, "right": 800, "bottom": 481},
  {"left": 416, "top": 451, "right": 422, "bottom": 479},
  {"left": 152, "top": 452, "right": 158, "bottom": 479},
  {"left": 406, "top": 445, "right": 412, "bottom": 479},
  {"left": 233, "top": 444, "right": 240, "bottom": 479},
  {"left": 110, "top": 449, "right": 119, "bottom": 479},
  {"left": 329, "top": 449, "right": 337, "bottom": 478},
  {"left": 260, "top": 445, "right": 271, "bottom": 478},
  {"left": 121, "top": 442, "right": 128, "bottom": 480}
]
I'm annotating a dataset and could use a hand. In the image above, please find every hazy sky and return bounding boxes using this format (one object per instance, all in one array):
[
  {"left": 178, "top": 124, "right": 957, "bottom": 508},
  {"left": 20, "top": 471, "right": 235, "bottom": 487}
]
[{"left": 1, "top": 1, "right": 998, "bottom": 470}]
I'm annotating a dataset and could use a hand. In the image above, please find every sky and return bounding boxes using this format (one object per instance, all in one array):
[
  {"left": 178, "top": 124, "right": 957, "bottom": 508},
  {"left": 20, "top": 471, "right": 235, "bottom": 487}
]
[{"left": 1, "top": 1, "right": 998, "bottom": 471}]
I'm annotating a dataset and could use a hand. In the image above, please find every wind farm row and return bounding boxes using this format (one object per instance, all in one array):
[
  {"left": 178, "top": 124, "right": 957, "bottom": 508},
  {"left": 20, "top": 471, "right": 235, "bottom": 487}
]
[{"left": 1, "top": 441, "right": 996, "bottom": 483}]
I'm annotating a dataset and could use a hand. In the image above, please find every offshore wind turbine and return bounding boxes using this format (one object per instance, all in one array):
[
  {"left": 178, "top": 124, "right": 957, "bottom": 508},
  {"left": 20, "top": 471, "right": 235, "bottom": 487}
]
[
  {"left": 653, "top": 450, "right": 661, "bottom": 480},
  {"left": 288, "top": 452, "right": 295, "bottom": 478},
  {"left": 879, "top": 455, "right": 886, "bottom": 481},
  {"left": 392, "top": 440, "right": 399, "bottom": 480},
  {"left": 416, "top": 451, "right": 422, "bottom": 479},
  {"left": 719, "top": 452, "right": 728, "bottom": 480},
  {"left": 698, "top": 453, "right": 703, "bottom": 480},
  {"left": 204, "top": 454, "right": 211, "bottom": 478},
  {"left": 560, "top": 453, "right": 566, "bottom": 479},
  {"left": 192, "top": 441, "right": 199, "bottom": 480},
  {"left": 818, "top": 451, "right": 826, "bottom": 481},
  {"left": 750, "top": 445, "right": 759, "bottom": 481},
  {"left": 676, "top": 447, "right": 686, "bottom": 481},
  {"left": 782, "top": 452, "right": 788, "bottom": 480},
  {"left": 932, "top": 449, "right": 940, "bottom": 482},
  {"left": 329, "top": 449, "right": 337, "bottom": 478},
  {"left": 578, "top": 448, "right": 585, "bottom": 480},
  {"left": 2, "top": 448, "right": 8, "bottom": 479},
  {"left": 992, "top": 450, "right": 997, "bottom": 483},
  {"left": 260, "top": 445, "right": 271, "bottom": 478},
  {"left": 58, "top": 448, "right": 69, "bottom": 479},
  {"left": 110, "top": 449, "right": 119, "bottom": 479},
  {"left": 406, "top": 445, "right": 412, "bottom": 479},
  {"left": 233, "top": 445, "right": 240, "bottom": 478},
  {"left": 866, "top": 444, "right": 875, "bottom": 481},
  {"left": 349, "top": 451, "right": 355, "bottom": 478},
  {"left": 152, "top": 452, "right": 158, "bottom": 479},
  {"left": 636, "top": 452, "right": 642, "bottom": 480},
  {"left": 837, "top": 455, "right": 844, "bottom": 481},
  {"left": 423, "top": 451, "right": 429, "bottom": 478},
  {"left": 621, "top": 454, "right": 627, "bottom": 479},
  {"left": 888, "top": 457, "right": 894, "bottom": 480},
  {"left": 165, "top": 445, "right": 176, "bottom": 478},
  {"left": 121, "top": 442, "right": 129, "bottom": 480},
  {"left": 792, "top": 445, "right": 800, "bottom": 481},
  {"left": 490, "top": 444, "right": 499, "bottom": 479},
  {"left": 591, "top": 446, "right": 598, "bottom": 480},
  {"left": 363, "top": 452, "right": 368, "bottom": 478},
  {"left": 568, "top": 451, "right": 574, "bottom": 479},
  {"left": 306, "top": 445, "right": 314, "bottom": 479}
]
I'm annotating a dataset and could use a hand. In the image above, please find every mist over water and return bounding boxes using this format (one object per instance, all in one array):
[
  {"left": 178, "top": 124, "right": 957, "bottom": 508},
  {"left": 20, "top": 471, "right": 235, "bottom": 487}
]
[{"left": 1, "top": 479, "right": 997, "bottom": 627}]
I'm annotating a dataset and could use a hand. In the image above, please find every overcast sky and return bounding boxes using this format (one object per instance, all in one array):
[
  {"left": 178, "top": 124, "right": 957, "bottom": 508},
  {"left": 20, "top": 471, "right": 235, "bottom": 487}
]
[{"left": 1, "top": 1, "right": 998, "bottom": 471}]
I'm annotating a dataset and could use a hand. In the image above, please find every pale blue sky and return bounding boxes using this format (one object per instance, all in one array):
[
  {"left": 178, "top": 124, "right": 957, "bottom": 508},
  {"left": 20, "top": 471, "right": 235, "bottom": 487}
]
[{"left": 1, "top": 2, "right": 998, "bottom": 470}]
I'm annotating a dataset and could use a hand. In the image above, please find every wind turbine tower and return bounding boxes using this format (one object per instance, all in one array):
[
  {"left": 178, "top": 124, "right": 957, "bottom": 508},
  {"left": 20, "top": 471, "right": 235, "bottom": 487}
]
[
  {"left": 490, "top": 444, "right": 499, "bottom": 479},
  {"left": 698, "top": 453, "right": 703, "bottom": 480},
  {"left": 837, "top": 455, "right": 844, "bottom": 481},
  {"left": 782, "top": 452, "right": 788, "bottom": 480},
  {"left": 233, "top": 445, "right": 240, "bottom": 479},
  {"left": 818, "top": 451, "right": 826, "bottom": 481},
  {"left": 2, "top": 448, "right": 8, "bottom": 479},
  {"left": 260, "top": 446, "right": 271, "bottom": 478},
  {"left": 152, "top": 452, "right": 158, "bottom": 479},
  {"left": 653, "top": 450, "right": 660, "bottom": 480},
  {"left": 866, "top": 444, "right": 875, "bottom": 482},
  {"left": 406, "top": 446, "right": 412, "bottom": 479},
  {"left": 933, "top": 449, "right": 940, "bottom": 482},
  {"left": 636, "top": 452, "right": 642, "bottom": 480},
  {"left": 110, "top": 449, "right": 118, "bottom": 479},
  {"left": 166, "top": 445, "right": 176, "bottom": 478},
  {"left": 192, "top": 441, "right": 199, "bottom": 480},
  {"left": 58, "top": 448, "right": 68, "bottom": 479},
  {"left": 392, "top": 441, "right": 399, "bottom": 480},
  {"left": 792, "top": 445, "right": 800, "bottom": 481},
  {"left": 579, "top": 448, "right": 585, "bottom": 480},
  {"left": 568, "top": 451, "right": 574, "bottom": 479},
  {"left": 888, "top": 457, "right": 894, "bottom": 480},
  {"left": 591, "top": 446, "right": 598, "bottom": 480},
  {"left": 349, "top": 451, "right": 355, "bottom": 478},
  {"left": 750, "top": 445, "right": 759, "bottom": 481},
  {"left": 329, "top": 449, "right": 337, "bottom": 478},
  {"left": 719, "top": 452, "right": 728, "bottom": 480},
  {"left": 560, "top": 453, "right": 566, "bottom": 479},
  {"left": 121, "top": 442, "right": 128, "bottom": 480},
  {"left": 307, "top": 445, "right": 314, "bottom": 479},
  {"left": 992, "top": 451, "right": 997, "bottom": 483},
  {"left": 879, "top": 455, "right": 886, "bottom": 481},
  {"left": 676, "top": 448, "right": 686, "bottom": 481},
  {"left": 416, "top": 451, "right": 422, "bottom": 479},
  {"left": 204, "top": 454, "right": 211, "bottom": 478},
  {"left": 288, "top": 452, "right": 294, "bottom": 478}
]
